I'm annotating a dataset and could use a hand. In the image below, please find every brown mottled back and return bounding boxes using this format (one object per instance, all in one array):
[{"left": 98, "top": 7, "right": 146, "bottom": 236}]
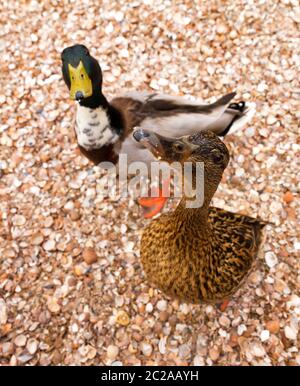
[{"left": 141, "top": 206, "right": 265, "bottom": 304}]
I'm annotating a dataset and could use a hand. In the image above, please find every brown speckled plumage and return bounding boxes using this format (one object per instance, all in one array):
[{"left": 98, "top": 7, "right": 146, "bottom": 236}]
[{"left": 137, "top": 130, "right": 266, "bottom": 304}]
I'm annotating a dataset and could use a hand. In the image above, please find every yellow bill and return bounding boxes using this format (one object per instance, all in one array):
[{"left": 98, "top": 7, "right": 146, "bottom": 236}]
[{"left": 68, "top": 61, "right": 93, "bottom": 100}]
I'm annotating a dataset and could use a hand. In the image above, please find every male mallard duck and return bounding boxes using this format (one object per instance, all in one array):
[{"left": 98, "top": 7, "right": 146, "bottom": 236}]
[
  {"left": 61, "top": 44, "right": 255, "bottom": 217},
  {"left": 133, "top": 128, "right": 265, "bottom": 306}
]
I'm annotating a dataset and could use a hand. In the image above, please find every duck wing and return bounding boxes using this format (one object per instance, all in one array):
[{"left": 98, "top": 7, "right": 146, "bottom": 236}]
[
  {"left": 208, "top": 207, "right": 266, "bottom": 260},
  {"left": 123, "top": 91, "right": 255, "bottom": 137}
]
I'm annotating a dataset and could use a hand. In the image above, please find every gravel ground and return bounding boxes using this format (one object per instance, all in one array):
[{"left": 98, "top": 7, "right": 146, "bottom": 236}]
[{"left": 0, "top": 0, "right": 299, "bottom": 366}]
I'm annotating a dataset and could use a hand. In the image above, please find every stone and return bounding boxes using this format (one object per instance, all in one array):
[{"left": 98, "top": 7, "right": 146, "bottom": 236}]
[
  {"left": 106, "top": 345, "right": 119, "bottom": 359},
  {"left": 0, "top": 299, "right": 7, "bottom": 325},
  {"left": 47, "top": 297, "right": 61, "bottom": 313},
  {"left": 265, "top": 251, "right": 278, "bottom": 268},
  {"left": 26, "top": 338, "right": 38, "bottom": 355},
  {"left": 260, "top": 330, "right": 270, "bottom": 342},
  {"left": 70, "top": 210, "right": 81, "bottom": 221},
  {"left": 140, "top": 342, "right": 153, "bottom": 357},
  {"left": 43, "top": 239, "right": 56, "bottom": 251},
  {"left": 14, "top": 334, "right": 27, "bottom": 347},
  {"left": 159, "top": 311, "right": 169, "bottom": 322},
  {"left": 83, "top": 247, "right": 98, "bottom": 265},
  {"left": 219, "top": 315, "right": 231, "bottom": 328},
  {"left": 157, "top": 300, "right": 168, "bottom": 312},
  {"left": 31, "top": 232, "right": 44, "bottom": 245},
  {"left": 2, "top": 342, "right": 14, "bottom": 356},
  {"left": 267, "top": 115, "right": 277, "bottom": 125},
  {"left": 116, "top": 311, "right": 130, "bottom": 326},
  {"left": 284, "top": 325, "right": 298, "bottom": 340},
  {"left": 250, "top": 342, "right": 266, "bottom": 357},
  {"left": 283, "top": 191, "right": 294, "bottom": 204},
  {"left": 209, "top": 347, "right": 220, "bottom": 361},
  {"left": 12, "top": 215, "right": 26, "bottom": 226},
  {"left": 145, "top": 303, "right": 153, "bottom": 313}
]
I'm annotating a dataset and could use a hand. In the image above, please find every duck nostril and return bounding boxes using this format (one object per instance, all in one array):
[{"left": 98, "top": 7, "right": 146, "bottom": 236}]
[{"left": 75, "top": 91, "right": 84, "bottom": 101}]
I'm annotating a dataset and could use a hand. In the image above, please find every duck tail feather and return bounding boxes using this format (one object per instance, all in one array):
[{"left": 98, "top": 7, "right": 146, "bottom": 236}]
[
  {"left": 207, "top": 92, "right": 237, "bottom": 120},
  {"left": 225, "top": 101, "right": 256, "bottom": 135}
]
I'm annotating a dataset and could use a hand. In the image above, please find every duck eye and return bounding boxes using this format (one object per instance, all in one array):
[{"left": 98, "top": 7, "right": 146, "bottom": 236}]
[
  {"left": 173, "top": 142, "right": 184, "bottom": 152},
  {"left": 81, "top": 73, "right": 84, "bottom": 79},
  {"left": 211, "top": 153, "right": 223, "bottom": 163}
]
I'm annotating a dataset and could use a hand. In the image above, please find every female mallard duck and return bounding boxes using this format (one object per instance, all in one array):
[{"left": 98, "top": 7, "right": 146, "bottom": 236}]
[
  {"left": 133, "top": 128, "right": 265, "bottom": 306},
  {"left": 61, "top": 44, "right": 255, "bottom": 217}
]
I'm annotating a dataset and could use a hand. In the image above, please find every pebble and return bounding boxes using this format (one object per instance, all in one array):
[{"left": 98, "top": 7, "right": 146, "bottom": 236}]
[
  {"left": 179, "top": 303, "right": 190, "bottom": 315},
  {"left": 270, "top": 201, "right": 283, "bottom": 214},
  {"left": 145, "top": 303, "right": 153, "bottom": 313},
  {"left": 209, "top": 347, "right": 220, "bottom": 361},
  {"left": 193, "top": 355, "right": 205, "bottom": 366},
  {"left": 111, "top": 361, "right": 123, "bottom": 366},
  {"left": 69, "top": 180, "right": 81, "bottom": 189},
  {"left": 265, "top": 251, "right": 278, "bottom": 268},
  {"left": 283, "top": 191, "right": 294, "bottom": 204},
  {"left": 47, "top": 297, "right": 61, "bottom": 314},
  {"left": 159, "top": 337, "right": 167, "bottom": 354},
  {"left": 158, "top": 78, "right": 169, "bottom": 87},
  {"left": 18, "top": 353, "right": 33, "bottom": 364},
  {"left": 238, "top": 324, "right": 247, "bottom": 336},
  {"left": 159, "top": 311, "right": 169, "bottom": 322},
  {"left": 274, "top": 278, "right": 289, "bottom": 293},
  {"left": 284, "top": 325, "right": 298, "bottom": 340},
  {"left": 260, "top": 330, "right": 270, "bottom": 342},
  {"left": 64, "top": 201, "right": 74, "bottom": 211},
  {"left": 43, "top": 217, "right": 54, "bottom": 228},
  {"left": 140, "top": 342, "right": 153, "bottom": 357},
  {"left": 114, "top": 11, "right": 124, "bottom": 22},
  {"left": 0, "top": 299, "right": 7, "bottom": 325},
  {"left": 43, "top": 239, "right": 56, "bottom": 251},
  {"left": 179, "top": 344, "right": 191, "bottom": 359},
  {"left": 31, "top": 232, "right": 44, "bottom": 245},
  {"left": 26, "top": 338, "right": 38, "bottom": 355},
  {"left": 157, "top": 300, "right": 168, "bottom": 312},
  {"left": 120, "top": 224, "right": 127, "bottom": 234},
  {"left": 216, "top": 23, "right": 228, "bottom": 34},
  {"left": 257, "top": 82, "right": 267, "bottom": 92},
  {"left": 116, "top": 311, "right": 130, "bottom": 326},
  {"left": 250, "top": 342, "right": 266, "bottom": 357},
  {"left": 0, "top": 159, "right": 8, "bottom": 169},
  {"left": 12, "top": 215, "right": 26, "bottom": 226},
  {"left": 2, "top": 342, "right": 14, "bottom": 356},
  {"left": 74, "top": 265, "right": 84, "bottom": 276},
  {"left": 287, "top": 294, "right": 300, "bottom": 309},
  {"left": 38, "top": 311, "right": 51, "bottom": 324},
  {"left": 149, "top": 80, "right": 159, "bottom": 90},
  {"left": 266, "top": 320, "right": 280, "bottom": 334},
  {"left": 245, "top": 127, "right": 255, "bottom": 137},
  {"left": 115, "top": 295, "right": 124, "bottom": 308},
  {"left": 105, "top": 22, "right": 114, "bottom": 34},
  {"left": 82, "top": 247, "right": 98, "bottom": 265},
  {"left": 14, "top": 334, "right": 27, "bottom": 347},
  {"left": 219, "top": 315, "right": 231, "bottom": 328},
  {"left": 70, "top": 210, "right": 81, "bottom": 221},
  {"left": 259, "top": 128, "right": 269, "bottom": 137},
  {"left": 267, "top": 115, "right": 277, "bottom": 125},
  {"left": 106, "top": 345, "right": 119, "bottom": 359}
]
